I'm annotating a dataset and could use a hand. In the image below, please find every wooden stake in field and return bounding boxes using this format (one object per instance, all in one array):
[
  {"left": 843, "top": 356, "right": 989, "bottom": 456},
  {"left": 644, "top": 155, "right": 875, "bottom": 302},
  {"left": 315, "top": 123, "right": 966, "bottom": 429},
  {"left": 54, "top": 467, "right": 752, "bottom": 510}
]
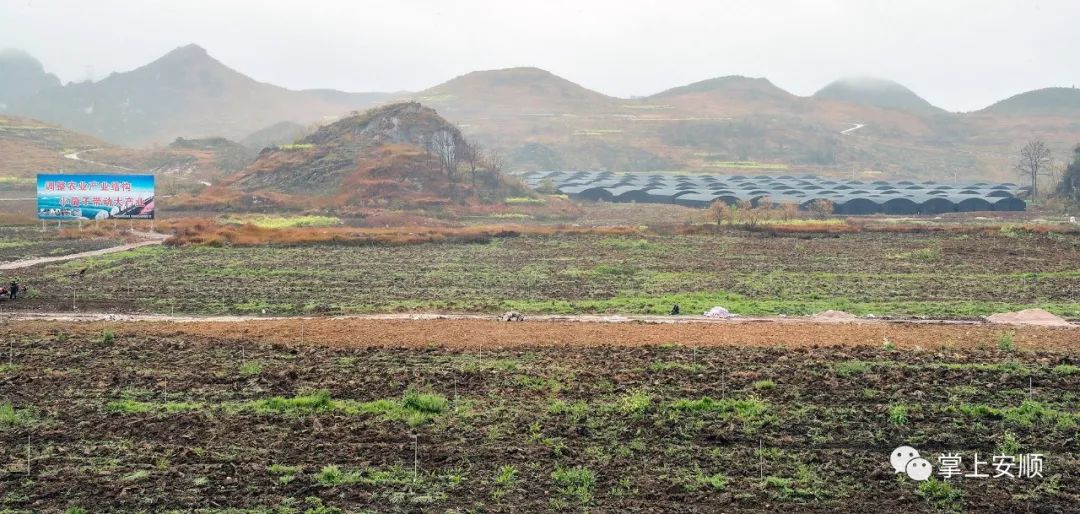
[
  {"left": 412, "top": 434, "right": 419, "bottom": 483},
  {"left": 758, "top": 439, "right": 763, "bottom": 480}
]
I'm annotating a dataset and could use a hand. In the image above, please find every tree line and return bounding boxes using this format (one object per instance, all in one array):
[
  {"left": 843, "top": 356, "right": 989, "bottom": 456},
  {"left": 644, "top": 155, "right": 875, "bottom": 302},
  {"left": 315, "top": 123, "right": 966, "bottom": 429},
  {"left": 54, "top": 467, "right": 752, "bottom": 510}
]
[{"left": 426, "top": 129, "right": 506, "bottom": 197}]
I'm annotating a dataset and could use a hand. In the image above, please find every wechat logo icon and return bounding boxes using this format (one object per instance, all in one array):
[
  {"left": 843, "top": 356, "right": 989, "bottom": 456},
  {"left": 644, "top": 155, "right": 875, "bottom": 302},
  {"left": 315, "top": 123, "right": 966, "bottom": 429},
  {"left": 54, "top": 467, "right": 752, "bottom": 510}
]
[{"left": 891, "top": 446, "right": 933, "bottom": 481}]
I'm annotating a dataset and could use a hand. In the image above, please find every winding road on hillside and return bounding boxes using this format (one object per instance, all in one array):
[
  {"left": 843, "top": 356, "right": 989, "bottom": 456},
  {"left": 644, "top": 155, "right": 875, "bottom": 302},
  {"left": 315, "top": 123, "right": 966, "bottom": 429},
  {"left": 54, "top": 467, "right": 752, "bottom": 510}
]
[
  {"left": 63, "top": 148, "right": 134, "bottom": 170},
  {"left": 841, "top": 123, "right": 866, "bottom": 135}
]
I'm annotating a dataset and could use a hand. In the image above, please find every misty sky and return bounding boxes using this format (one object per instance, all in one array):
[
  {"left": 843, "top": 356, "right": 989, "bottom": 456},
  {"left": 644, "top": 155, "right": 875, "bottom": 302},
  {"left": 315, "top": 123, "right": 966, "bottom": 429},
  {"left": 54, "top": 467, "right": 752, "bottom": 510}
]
[{"left": 3, "top": 0, "right": 1077, "bottom": 112}]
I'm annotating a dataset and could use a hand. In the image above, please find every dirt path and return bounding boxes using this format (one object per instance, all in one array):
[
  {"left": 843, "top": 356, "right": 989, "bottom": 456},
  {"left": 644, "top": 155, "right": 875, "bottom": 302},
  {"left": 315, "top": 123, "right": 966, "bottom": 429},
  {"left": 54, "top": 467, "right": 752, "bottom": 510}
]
[
  {"left": 0, "top": 310, "right": 1057, "bottom": 325},
  {"left": 841, "top": 122, "right": 866, "bottom": 135},
  {"left": 0, "top": 233, "right": 166, "bottom": 270},
  {"left": 63, "top": 148, "right": 133, "bottom": 170},
  {"left": 6, "top": 315, "right": 1078, "bottom": 352}
]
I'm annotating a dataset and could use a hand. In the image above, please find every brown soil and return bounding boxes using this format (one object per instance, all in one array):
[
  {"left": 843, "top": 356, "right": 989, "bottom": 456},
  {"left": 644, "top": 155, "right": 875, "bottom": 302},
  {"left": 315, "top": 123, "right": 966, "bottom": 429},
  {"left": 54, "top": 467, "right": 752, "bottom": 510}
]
[{"left": 9, "top": 317, "right": 1079, "bottom": 352}]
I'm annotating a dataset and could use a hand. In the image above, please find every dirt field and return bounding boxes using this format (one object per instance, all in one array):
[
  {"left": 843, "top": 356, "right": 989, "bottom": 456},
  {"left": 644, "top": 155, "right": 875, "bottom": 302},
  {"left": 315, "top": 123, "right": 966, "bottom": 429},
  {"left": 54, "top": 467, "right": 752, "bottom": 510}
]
[
  {"left": 1, "top": 318, "right": 1078, "bottom": 512},
  {"left": 7, "top": 316, "right": 1079, "bottom": 352}
]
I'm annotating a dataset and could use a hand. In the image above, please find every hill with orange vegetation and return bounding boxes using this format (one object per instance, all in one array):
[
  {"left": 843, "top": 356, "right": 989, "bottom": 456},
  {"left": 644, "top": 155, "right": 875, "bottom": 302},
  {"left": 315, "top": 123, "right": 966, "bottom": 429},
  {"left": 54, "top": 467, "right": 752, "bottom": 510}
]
[
  {"left": 0, "top": 114, "right": 115, "bottom": 179},
  {"left": 215, "top": 102, "right": 528, "bottom": 210},
  {"left": 0, "top": 112, "right": 257, "bottom": 197}
]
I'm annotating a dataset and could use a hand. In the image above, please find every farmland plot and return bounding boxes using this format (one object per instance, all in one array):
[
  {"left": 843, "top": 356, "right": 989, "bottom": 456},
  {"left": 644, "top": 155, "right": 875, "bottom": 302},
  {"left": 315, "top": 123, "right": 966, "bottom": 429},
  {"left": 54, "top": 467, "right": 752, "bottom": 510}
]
[
  {"left": 0, "top": 325, "right": 1076, "bottom": 512},
  {"left": 8, "top": 230, "right": 1080, "bottom": 319}
]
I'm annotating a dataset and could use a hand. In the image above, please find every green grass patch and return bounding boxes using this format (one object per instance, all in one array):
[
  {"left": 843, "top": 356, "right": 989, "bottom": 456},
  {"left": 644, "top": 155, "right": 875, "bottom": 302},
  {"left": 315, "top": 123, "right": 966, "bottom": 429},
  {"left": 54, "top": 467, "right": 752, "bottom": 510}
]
[
  {"left": 241, "top": 389, "right": 449, "bottom": 426},
  {"left": 917, "top": 478, "right": 964, "bottom": 508},
  {"left": 268, "top": 463, "right": 303, "bottom": 485},
  {"left": 0, "top": 403, "right": 36, "bottom": 427},
  {"left": 552, "top": 466, "right": 596, "bottom": 506},
  {"left": 957, "top": 400, "right": 1077, "bottom": 429},
  {"left": 1052, "top": 364, "right": 1080, "bottom": 375},
  {"left": 220, "top": 214, "right": 341, "bottom": 229},
  {"left": 834, "top": 360, "right": 871, "bottom": 378},
  {"left": 106, "top": 399, "right": 203, "bottom": 414},
  {"left": 752, "top": 379, "right": 776, "bottom": 390},
  {"left": 648, "top": 360, "right": 704, "bottom": 373},
  {"left": 276, "top": 143, "right": 314, "bottom": 151},
  {"left": 504, "top": 197, "right": 545, "bottom": 205},
  {"left": 670, "top": 396, "right": 768, "bottom": 422},
  {"left": 888, "top": 404, "right": 909, "bottom": 426},
  {"left": 239, "top": 360, "right": 263, "bottom": 377},
  {"left": 315, "top": 464, "right": 416, "bottom": 487}
]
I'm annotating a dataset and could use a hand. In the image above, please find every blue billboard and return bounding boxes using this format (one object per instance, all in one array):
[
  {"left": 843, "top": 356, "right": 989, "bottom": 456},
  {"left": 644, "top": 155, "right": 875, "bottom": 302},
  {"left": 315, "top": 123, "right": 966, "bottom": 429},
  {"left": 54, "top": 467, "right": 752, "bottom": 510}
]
[{"left": 37, "top": 174, "right": 155, "bottom": 220}]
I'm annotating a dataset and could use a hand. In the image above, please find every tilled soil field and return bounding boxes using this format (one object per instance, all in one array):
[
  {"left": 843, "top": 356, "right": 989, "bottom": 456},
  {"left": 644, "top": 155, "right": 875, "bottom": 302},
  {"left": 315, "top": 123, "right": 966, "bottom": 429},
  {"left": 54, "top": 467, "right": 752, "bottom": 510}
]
[
  {"left": 0, "top": 226, "right": 129, "bottom": 266},
  {"left": 5, "top": 230, "right": 1080, "bottom": 319},
  {"left": 1, "top": 320, "right": 1077, "bottom": 512}
]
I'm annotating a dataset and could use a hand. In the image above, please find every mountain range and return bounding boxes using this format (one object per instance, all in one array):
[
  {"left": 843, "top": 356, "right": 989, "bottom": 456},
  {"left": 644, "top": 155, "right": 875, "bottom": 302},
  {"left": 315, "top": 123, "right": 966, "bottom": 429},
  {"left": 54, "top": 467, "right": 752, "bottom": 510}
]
[{"left": 3, "top": 44, "right": 1080, "bottom": 182}]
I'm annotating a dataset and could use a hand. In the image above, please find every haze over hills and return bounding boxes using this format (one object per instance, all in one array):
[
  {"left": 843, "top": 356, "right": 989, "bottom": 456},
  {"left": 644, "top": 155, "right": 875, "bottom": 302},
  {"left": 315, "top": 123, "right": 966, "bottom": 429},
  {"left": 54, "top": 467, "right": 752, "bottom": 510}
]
[
  {"left": 1, "top": 44, "right": 395, "bottom": 146},
  {"left": 412, "top": 67, "right": 620, "bottom": 117},
  {"left": 649, "top": 76, "right": 799, "bottom": 106},
  {"left": 2, "top": 44, "right": 1079, "bottom": 182},
  {"left": 813, "top": 76, "right": 944, "bottom": 114},
  {"left": 978, "top": 87, "right": 1080, "bottom": 116},
  {"left": 0, "top": 49, "right": 60, "bottom": 111}
]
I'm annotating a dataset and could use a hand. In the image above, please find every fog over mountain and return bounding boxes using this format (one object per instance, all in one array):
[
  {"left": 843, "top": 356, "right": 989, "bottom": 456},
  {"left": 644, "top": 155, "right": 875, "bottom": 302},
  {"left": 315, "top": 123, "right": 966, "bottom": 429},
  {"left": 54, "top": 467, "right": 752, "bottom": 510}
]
[{"left": 3, "top": 0, "right": 1078, "bottom": 112}]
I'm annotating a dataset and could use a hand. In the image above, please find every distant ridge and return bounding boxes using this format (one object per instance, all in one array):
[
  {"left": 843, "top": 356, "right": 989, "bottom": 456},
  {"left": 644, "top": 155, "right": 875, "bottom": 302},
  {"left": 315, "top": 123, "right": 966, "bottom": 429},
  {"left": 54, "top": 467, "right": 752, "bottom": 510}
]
[
  {"left": 813, "top": 76, "right": 943, "bottom": 113},
  {"left": 412, "top": 67, "right": 618, "bottom": 115},
  {"left": 978, "top": 87, "right": 1080, "bottom": 116},
  {"left": 649, "top": 76, "right": 795, "bottom": 102},
  {"left": 0, "top": 49, "right": 61, "bottom": 109},
  {"left": 1, "top": 44, "right": 393, "bottom": 145}
]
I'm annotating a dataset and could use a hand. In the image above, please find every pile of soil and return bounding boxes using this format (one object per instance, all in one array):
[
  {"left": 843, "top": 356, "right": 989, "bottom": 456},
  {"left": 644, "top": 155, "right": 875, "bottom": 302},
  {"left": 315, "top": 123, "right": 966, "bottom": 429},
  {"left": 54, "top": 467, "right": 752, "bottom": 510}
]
[
  {"left": 811, "top": 310, "right": 860, "bottom": 322},
  {"left": 986, "top": 308, "right": 1073, "bottom": 327}
]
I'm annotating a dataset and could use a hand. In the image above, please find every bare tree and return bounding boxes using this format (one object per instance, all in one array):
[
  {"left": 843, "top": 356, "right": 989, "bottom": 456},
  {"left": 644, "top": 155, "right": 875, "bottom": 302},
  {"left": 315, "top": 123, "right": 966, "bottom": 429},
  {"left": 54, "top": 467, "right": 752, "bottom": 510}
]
[
  {"left": 483, "top": 149, "right": 504, "bottom": 174},
  {"left": 428, "top": 130, "right": 459, "bottom": 184},
  {"left": 460, "top": 139, "right": 481, "bottom": 189},
  {"left": 1016, "top": 140, "right": 1052, "bottom": 200},
  {"left": 808, "top": 199, "right": 834, "bottom": 220}
]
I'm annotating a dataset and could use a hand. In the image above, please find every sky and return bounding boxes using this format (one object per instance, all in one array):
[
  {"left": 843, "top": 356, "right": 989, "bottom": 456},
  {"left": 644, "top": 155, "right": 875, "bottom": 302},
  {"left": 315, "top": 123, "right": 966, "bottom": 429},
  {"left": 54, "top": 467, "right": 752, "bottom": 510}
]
[{"left": 2, "top": 0, "right": 1077, "bottom": 112}]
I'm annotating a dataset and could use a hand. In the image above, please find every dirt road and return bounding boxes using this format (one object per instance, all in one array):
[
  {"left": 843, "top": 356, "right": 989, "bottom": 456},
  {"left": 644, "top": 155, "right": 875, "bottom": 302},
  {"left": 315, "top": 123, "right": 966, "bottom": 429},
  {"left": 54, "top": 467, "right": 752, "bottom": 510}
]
[
  {"left": 0, "top": 233, "right": 166, "bottom": 270},
  {"left": 63, "top": 148, "right": 133, "bottom": 170},
  {"left": 6, "top": 314, "right": 1077, "bottom": 352}
]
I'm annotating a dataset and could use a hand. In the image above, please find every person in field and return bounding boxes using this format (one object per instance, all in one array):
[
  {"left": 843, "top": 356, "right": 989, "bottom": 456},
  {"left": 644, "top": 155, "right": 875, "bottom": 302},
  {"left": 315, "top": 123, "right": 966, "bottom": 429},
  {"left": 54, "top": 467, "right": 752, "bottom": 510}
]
[{"left": 9, "top": 281, "right": 18, "bottom": 300}]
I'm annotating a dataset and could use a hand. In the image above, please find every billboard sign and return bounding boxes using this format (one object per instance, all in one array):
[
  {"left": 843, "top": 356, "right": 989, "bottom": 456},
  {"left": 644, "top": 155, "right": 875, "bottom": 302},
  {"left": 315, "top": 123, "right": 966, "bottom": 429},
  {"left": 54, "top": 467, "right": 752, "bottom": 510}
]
[{"left": 37, "top": 174, "right": 155, "bottom": 220}]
